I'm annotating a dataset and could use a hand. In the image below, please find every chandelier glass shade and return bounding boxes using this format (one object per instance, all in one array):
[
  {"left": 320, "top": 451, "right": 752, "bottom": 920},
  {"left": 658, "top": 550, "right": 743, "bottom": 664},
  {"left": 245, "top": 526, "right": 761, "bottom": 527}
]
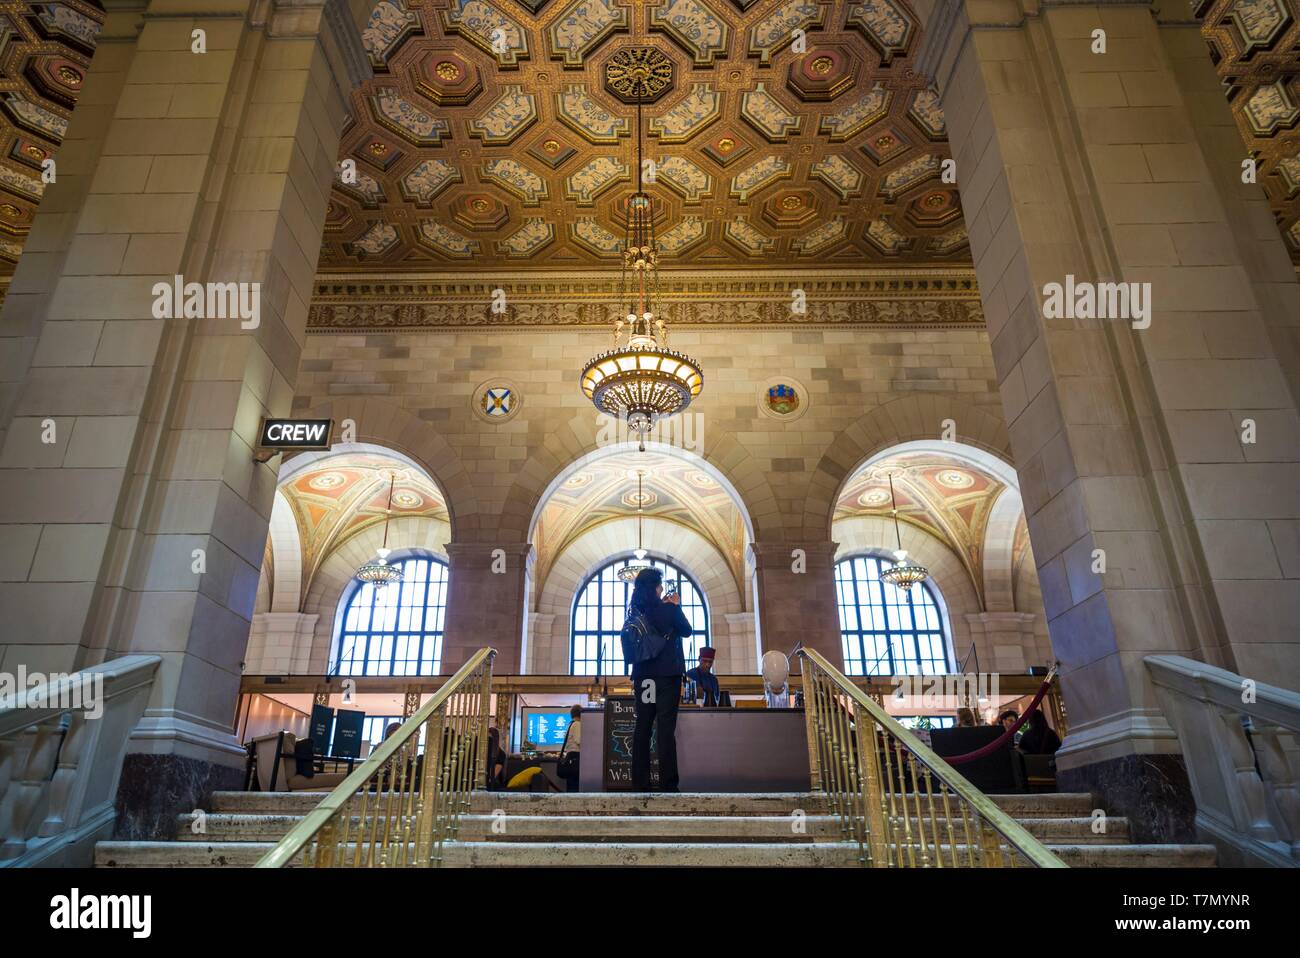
[
  {"left": 878, "top": 472, "right": 930, "bottom": 591},
  {"left": 355, "top": 474, "right": 404, "bottom": 588},
  {"left": 580, "top": 70, "right": 702, "bottom": 442}
]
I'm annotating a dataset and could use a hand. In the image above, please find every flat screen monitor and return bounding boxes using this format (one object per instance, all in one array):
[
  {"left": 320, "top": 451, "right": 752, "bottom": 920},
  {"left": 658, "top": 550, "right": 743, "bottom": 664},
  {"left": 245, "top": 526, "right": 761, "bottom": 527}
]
[{"left": 520, "top": 707, "right": 574, "bottom": 752}]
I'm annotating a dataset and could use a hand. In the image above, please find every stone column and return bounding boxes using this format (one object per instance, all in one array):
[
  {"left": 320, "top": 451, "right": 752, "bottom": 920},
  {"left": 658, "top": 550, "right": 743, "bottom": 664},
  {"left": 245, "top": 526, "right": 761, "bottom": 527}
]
[
  {"left": 750, "top": 542, "right": 842, "bottom": 668},
  {"left": 0, "top": 0, "right": 368, "bottom": 837},
  {"left": 442, "top": 542, "right": 532, "bottom": 675},
  {"left": 964, "top": 611, "right": 1041, "bottom": 674},
  {"left": 918, "top": 0, "right": 1300, "bottom": 840},
  {"left": 724, "top": 611, "right": 758, "bottom": 674},
  {"left": 245, "top": 611, "right": 319, "bottom": 673}
]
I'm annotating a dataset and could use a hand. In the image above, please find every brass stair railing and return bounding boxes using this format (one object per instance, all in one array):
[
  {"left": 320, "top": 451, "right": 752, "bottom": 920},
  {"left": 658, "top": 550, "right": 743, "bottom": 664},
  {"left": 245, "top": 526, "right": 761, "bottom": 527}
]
[
  {"left": 797, "top": 648, "right": 1065, "bottom": 868},
  {"left": 256, "top": 648, "right": 495, "bottom": 868}
]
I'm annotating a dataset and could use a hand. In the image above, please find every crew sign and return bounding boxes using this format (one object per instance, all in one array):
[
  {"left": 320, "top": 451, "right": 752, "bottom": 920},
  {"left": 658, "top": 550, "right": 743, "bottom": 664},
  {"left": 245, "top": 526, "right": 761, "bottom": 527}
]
[{"left": 258, "top": 418, "right": 333, "bottom": 450}]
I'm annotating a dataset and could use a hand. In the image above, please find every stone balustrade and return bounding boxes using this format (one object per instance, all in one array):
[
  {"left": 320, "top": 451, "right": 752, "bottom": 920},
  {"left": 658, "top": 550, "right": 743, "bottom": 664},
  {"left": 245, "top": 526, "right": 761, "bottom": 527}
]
[
  {"left": 0, "top": 655, "right": 158, "bottom": 868},
  {"left": 1146, "top": 654, "right": 1300, "bottom": 867}
]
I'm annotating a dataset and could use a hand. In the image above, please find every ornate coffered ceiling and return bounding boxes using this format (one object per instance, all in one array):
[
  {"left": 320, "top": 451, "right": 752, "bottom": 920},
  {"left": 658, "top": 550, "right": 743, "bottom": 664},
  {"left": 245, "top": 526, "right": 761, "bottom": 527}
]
[
  {"left": 1197, "top": 0, "right": 1300, "bottom": 260},
  {"left": 324, "top": 0, "right": 968, "bottom": 270},
  {"left": 0, "top": 1, "right": 101, "bottom": 271}
]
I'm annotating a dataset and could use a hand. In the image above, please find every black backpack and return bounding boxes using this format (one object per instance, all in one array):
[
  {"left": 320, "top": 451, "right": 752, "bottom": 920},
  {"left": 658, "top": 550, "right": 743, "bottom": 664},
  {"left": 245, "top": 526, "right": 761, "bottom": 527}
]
[{"left": 620, "top": 609, "right": 668, "bottom": 666}]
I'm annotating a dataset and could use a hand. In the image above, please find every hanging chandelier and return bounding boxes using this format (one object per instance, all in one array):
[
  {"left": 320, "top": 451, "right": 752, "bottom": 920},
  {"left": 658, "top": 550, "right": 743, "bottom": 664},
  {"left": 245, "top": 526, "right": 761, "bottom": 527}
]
[
  {"left": 355, "top": 473, "right": 403, "bottom": 588},
  {"left": 580, "top": 53, "right": 702, "bottom": 449},
  {"left": 617, "top": 469, "right": 652, "bottom": 583},
  {"left": 878, "top": 472, "right": 930, "bottom": 591}
]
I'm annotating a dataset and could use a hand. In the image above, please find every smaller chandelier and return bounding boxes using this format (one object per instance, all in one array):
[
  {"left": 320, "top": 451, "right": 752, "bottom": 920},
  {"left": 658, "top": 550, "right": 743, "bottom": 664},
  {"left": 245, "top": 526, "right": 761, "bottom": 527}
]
[
  {"left": 355, "top": 474, "right": 403, "bottom": 588},
  {"left": 617, "top": 469, "right": 652, "bottom": 583},
  {"left": 356, "top": 550, "right": 402, "bottom": 588},
  {"left": 878, "top": 472, "right": 930, "bottom": 591}
]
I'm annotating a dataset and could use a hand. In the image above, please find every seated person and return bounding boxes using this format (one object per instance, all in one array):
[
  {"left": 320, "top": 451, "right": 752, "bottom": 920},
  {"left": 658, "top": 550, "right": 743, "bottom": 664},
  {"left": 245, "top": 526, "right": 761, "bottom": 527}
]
[
  {"left": 684, "top": 647, "right": 722, "bottom": 706},
  {"left": 486, "top": 726, "right": 507, "bottom": 789},
  {"left": 1017, "top": 714, "right": 1062, "bottom": 755},
  {"left": 997, "top": 709, "right": 1021, "bottom": 745}
]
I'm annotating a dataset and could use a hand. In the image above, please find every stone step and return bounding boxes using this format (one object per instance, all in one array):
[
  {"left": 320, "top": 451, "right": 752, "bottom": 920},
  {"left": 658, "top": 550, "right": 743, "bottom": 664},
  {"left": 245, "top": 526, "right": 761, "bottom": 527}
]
[
  {"left": 94, "top": 838, "right": 1216, "bottom": 869},
  {"left": 209, "top": 790, "right": 1097, "bottom": 818},
  {"left": 177, "top": 811, "right": 1130, "bottom": 845},
  {"left": 1047, "top": 844, "right": 1218, "bottom": 868}
]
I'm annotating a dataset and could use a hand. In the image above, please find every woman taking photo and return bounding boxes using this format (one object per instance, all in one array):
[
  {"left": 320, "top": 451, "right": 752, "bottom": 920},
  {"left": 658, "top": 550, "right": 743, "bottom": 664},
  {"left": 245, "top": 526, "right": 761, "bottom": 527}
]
[{"left": 626, "top": 567, "right": 694, "bottom": 792}]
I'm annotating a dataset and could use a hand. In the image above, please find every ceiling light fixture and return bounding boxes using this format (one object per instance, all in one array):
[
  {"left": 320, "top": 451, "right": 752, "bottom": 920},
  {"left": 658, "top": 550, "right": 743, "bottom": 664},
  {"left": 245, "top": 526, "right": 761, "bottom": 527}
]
[
  {"left": 617, "top": 469, "right": 652, "bottom": 583},
  {"left": 355, "top": 473, "right": 403, "bottom": 588},
  {"left": 879, "top": 471, "right": 930, "bottom": 591},
  {"left": 580, "top": 45, "right": 702, "bottom": 452}
]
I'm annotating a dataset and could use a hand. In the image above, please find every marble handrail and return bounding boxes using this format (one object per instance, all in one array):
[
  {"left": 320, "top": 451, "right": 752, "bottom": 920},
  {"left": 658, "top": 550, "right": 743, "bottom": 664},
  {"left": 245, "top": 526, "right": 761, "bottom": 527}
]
[
  {"left": 1146, "top": 654, "right": 1300, "bottom": 868},
  {"left": 0, "top": 655, "right": 160, "bottom": 868}
]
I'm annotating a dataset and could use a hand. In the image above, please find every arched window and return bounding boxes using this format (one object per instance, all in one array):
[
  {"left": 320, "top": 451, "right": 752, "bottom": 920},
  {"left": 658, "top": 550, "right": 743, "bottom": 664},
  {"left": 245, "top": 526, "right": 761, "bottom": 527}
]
[
  {"left": 570, "top": 557, "right": 708, "bottom": 676},
  {"left": 835, "top": 554, "right": 950, "bottom": 676},
  {"left": 333, "top": 553, "right": 450, "bottom": 676}
]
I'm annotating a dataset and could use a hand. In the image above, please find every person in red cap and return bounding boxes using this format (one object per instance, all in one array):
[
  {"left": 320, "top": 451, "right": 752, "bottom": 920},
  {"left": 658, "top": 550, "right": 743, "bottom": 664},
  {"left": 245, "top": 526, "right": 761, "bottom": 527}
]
[{"left": 684, "top": 647, "right": 722, "bottom": 707}]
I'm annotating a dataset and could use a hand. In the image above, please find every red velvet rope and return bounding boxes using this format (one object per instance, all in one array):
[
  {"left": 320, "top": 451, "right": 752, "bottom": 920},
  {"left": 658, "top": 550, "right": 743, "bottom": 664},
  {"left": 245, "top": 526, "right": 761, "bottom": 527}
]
[{"left": 940, "top": 673, "right": 1055, "bottom": 765}]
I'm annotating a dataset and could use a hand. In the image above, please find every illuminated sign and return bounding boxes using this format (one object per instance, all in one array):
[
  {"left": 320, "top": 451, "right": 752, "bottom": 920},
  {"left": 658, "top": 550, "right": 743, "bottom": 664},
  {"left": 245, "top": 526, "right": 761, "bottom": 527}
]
[{"left": 257, "top": 418, "right": 333, "bottom": 450}]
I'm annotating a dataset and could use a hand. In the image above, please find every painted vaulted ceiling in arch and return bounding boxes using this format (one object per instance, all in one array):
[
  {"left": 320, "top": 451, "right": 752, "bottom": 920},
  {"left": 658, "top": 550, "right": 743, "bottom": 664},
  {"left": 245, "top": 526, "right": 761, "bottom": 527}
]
[
  {"left": 322, "top": 0, "right": 970, "bottom": 269},
  {"left": 531, "top": 449, "right": 749, "bottom": 594},
  {"left": 278, "top": 452, "right": 450, "bottom": 595},
  {"left": 833, "top": 450, "right": 1009, "bottom": 603}
]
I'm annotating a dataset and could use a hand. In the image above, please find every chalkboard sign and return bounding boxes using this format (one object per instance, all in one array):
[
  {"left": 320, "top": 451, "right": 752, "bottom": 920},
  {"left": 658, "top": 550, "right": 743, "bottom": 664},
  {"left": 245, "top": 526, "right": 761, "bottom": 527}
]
[
  {"left": 309, "top": 704, "right": 334, "bottom": 756},
  {"left": 332, "top": 708, "right": 365, "bottom": 759},
  {"left": 603, "top": 696, "right": 658, "bottom": 790}
]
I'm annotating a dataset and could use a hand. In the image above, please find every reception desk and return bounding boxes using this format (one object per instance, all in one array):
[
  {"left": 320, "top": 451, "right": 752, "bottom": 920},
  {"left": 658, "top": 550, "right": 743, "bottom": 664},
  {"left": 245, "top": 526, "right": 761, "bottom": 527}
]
[{"left": 579, "top": 706, "right": 811, "bottom": 792}]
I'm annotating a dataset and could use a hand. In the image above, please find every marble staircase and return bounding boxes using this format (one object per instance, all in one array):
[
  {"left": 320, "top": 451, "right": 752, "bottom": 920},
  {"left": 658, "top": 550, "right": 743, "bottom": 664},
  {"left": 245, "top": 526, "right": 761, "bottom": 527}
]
[{"left": 94, "top": 790, "right": 1217, "bottom": 867}]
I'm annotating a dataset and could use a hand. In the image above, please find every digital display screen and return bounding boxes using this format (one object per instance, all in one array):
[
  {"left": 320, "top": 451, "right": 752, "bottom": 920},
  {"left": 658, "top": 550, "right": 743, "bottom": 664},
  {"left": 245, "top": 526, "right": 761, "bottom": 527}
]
[{"left": 522, "top": 708, "right": 573, "bottom": 751}]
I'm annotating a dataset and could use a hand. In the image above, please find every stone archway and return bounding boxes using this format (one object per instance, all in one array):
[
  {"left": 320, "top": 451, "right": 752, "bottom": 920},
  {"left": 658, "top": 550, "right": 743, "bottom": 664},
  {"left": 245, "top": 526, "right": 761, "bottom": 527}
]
[
  {"left": 298, "top": 397, "right": 477, "bottom": 540},
  {"left": 498, "top": 412, "right": 784, "bottom": 544},
  {"left": 804, "top": 394, "right": 1012, "bottom": 541}
]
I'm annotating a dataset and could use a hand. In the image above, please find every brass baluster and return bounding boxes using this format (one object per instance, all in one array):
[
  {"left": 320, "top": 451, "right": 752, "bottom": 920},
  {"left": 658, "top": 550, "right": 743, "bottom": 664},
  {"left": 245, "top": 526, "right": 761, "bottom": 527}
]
[
  {"left": 316, "top": 821, "right": 337, "bottom": 868},
  {"left": 877, "top": 724, "right": 905, "bottom": 867},
  {"left": 799, "top": 664, "right": 821, "bottom": 793},
  {"left": 337, "top": 792, "right": 354, "bottom": 862},
  {"left": 891, "top": 740, "right": 918, "bottom": 867},
  {"left": 476, "top": 664, "right": 492, "bottom": 791},
  {"left": 391, "top": 739, "right": 412, "bottom": 866},
  {"left": 830, "top": 687, "right": 863, "bottom": 863},
  {"left": 906, "top": 753, "right": 931, "bottom": 867},
  {"left": 821, "top": 675, "right": 849, "bottom": 840},
  {"left": 428, "top": 706, "right": 449, "bottom": 867},
  {"left": 920, "top": 765, "right": 944, "bottom": 868},
  {"left": 958, "top": 801, "right": 978, "bottom": 866},
  {"left": 352, "top": 775, "right": 373, "bottom": 867},
  {"left": 938, "top": 781, "right": 960, "bottom": 868},
  {"left": 854, "top": 706, "right": 890, "bottom": 866}
]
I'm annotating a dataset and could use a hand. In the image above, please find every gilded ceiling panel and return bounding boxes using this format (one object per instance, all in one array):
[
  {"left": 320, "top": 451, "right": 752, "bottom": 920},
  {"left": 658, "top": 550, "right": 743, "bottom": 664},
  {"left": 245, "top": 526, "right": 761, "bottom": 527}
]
[
  {"left": 1198, "top": 0, "right": 1300, "bottom": 262},
  {"left": 323, "top": 0, "right": 969, "bottom": 270},
  {"left": 0, "top": 0, "right": 101, "bottom": 271}
]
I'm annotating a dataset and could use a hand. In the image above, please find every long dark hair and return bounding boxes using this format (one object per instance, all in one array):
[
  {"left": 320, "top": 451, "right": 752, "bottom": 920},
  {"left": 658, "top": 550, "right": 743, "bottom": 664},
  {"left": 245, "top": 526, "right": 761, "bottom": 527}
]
[{"left": 628, "top": 566, "right": 662, "bottom": 614}]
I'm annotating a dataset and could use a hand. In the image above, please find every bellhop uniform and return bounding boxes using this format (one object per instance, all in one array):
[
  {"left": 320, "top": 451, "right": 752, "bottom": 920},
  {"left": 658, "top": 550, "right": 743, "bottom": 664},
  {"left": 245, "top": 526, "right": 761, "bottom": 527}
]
[{"left": 684, "top": 647, "right": 721, "bottom": 707}]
